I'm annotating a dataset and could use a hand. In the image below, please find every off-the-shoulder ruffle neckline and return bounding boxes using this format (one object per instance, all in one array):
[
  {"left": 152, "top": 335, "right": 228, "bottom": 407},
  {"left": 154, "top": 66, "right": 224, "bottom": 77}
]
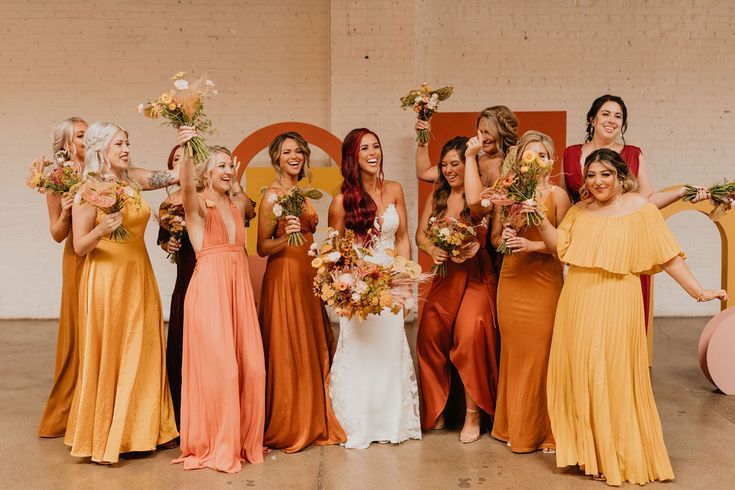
[{"left": 573, "top": 201, "right": 656, "bottom": 220}]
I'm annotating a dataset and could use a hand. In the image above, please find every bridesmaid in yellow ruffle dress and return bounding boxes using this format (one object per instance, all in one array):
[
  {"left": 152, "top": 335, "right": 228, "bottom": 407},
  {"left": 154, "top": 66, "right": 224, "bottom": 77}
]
[
  {"left": 38, "top": 117, "right": 88, "bottom": 437},
  {"left": 536, "top": 148, "right": 727, "bottom": 486},
  {"left": 67, "top": 122, "right": 180, "bottom": 464}
]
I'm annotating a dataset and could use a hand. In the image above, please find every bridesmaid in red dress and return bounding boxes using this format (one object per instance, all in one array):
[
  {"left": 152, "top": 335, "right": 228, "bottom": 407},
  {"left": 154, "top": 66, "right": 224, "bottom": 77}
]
[
  {"left": 257, "top": 132, "right": 345, "bottom": 452},
  {"left": 416, "top": 136, "right": 499, "bottom": 444},
  {"left": 172, "top": 134, "right": 263, "bottom": 474},
  {"left": 561, "top": 94, "right": 709, "bottom": 328}
]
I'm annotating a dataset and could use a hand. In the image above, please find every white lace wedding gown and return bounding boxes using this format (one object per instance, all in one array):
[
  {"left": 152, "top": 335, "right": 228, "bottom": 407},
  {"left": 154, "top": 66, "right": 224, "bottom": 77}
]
[{"left": 329, "top": 203, "right": 422, "bottom": 449}]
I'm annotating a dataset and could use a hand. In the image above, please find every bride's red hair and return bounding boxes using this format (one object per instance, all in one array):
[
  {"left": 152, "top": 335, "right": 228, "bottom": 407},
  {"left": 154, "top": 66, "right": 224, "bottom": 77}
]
[{"left": 340, "top": 128, "right": 384, "bottom": 238}]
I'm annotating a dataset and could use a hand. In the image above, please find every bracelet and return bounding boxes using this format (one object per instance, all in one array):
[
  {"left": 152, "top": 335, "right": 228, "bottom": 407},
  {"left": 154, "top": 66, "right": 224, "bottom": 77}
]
[{"left": 696, "top": 291, "right": 707, "bottom": 302}]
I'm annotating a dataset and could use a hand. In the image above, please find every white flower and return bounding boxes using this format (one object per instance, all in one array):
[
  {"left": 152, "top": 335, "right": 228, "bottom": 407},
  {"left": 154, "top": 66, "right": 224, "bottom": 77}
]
[
  {"left": 430, "top": 93, "right": 439, "bottom": 101},
  {"left": 351, "top": 292, "right": 361, "bottom": 302},
  {"left": 273, "top": 203, "right": 283, "bottom": 217},
  {"left": 174, "top": 79, "right": 189, "bottom": 90},
  {"left": 481, "top": 198, "right": 491, "bottom": 208},
  {"left": 267, "top": 193, "right": 278, "bottom": 204},
  {"left": 404, "top": 297, "right": 417, "bottom": 311},
  {"left": 329, "top": 229, "right": 339, "bottom": 238},
  {"left": 438, "top": 227, "right": 450, "bottom": 238},
  {"left": 137, "top": 103, "right": 145, "bottom": 113},
  {"left": 355, "top": 281, "right": 368, "bottom": 293},
  {"left": 324, "top": 251, "right": 341, "bottom": 263},
  {"left": 428, "top": 216, "right": 436, "bottom": 224},
  {"left": 73, "top": 193, "right": 82, "bottom": 205},
  {"left": 205, "top": 79, "right": 215, "bottom": 88},
  {"left": 338, "top": 273, "right": 355, "bottom": 286}
]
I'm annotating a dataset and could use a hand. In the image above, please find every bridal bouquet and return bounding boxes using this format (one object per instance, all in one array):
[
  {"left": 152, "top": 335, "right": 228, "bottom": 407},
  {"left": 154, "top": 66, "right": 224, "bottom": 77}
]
[
  {"left": 481, "top": 149, "right": 553, "bottom": 254},
  {"left": 155, "top": 202, "right": 186, "bottom": 263},
  {"left": 266, "top": 187, "right": 323, "bottom": 246},
  {"left": 400, "top": 82, "right": 454, "bottom": 144},
  {"left": 26, "top": 151, "right": 82, "bottom": 195},
  {"left": 74, "top": 174, "right": 141, "bottom": 241},
  {"left": 310, "top": 228, "right": 429, "bottom": 320},
  {"left": 683, "top": 181, "right": 735, "bottom": 221},
  {"left": 139, "top": 71, "right": 216, "bottom": 163},
  {"left": 425, "top": 216, "right": 483, "bottom": 277}
]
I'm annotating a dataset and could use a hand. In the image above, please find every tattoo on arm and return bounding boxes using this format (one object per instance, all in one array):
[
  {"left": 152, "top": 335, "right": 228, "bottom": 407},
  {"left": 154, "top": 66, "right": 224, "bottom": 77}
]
[{"left": 147, "top": 170, "right": 174, "bottom": 189}]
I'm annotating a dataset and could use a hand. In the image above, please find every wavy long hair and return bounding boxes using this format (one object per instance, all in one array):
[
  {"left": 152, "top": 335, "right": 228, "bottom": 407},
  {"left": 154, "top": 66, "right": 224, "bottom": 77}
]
[
  {"left": 431, "top": 136, "right": 470, "bottom": 222},
  {"left": 340, "top": 128, "right": 384, "bottom": 238},
  {"left": 196, "top": 145, "right": 232, "bottom": 191},
  {"left": 476, "top": 105, "right": 519, "bottom": 157},
  {"left": 83, "top": 122, "right": 129, "bottom": 178}
]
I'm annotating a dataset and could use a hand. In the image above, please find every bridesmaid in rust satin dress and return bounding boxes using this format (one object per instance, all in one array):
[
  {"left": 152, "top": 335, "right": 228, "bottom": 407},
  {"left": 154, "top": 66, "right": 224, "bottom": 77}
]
[
  {"left": 488, "top": 132, "right": 571, "bottom": 453},
  {"left": 257, "top": 132, "right": 345, "bottom": 452},
  {"left": 416, "top": 136, "right": 499, "bottom": 444}
]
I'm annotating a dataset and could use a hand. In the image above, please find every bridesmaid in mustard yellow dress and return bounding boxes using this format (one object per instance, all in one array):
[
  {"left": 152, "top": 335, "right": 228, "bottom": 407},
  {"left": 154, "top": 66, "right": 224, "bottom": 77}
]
[
  {"left": 257, "top": 132, "right": 346, "bottom": 452},
  {"left": 67, "top": 122, "right": 180, "bottom": 464},
  {"left": 536, "top": 148, "right": 727, "bottom": 486},
  {"left": 38, "top": 117, "right": 88, "bottom": 437}
]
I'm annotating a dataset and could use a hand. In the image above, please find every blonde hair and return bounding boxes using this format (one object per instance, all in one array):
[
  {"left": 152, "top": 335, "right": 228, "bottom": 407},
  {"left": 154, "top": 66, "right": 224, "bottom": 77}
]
[
  {"left": 52, "top": 116, "right": 86, "bottom": 161},
  {"left": 508, "top": 130, "right": 556, "bottom": 175},
  {"left": 196, "top": 145, "right": 232, "bottom": 190},
  {"left": 83, "top": 122, "right": 128, "bottom": 177},
  {"left": 476, "top": 106, "right": 519, "bottom": 157}
]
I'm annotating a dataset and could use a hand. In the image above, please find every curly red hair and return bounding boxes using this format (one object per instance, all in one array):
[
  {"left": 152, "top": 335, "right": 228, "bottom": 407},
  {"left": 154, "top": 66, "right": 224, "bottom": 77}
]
[{"left": 340, "top": 128, "right": 384, "bottom": 238}]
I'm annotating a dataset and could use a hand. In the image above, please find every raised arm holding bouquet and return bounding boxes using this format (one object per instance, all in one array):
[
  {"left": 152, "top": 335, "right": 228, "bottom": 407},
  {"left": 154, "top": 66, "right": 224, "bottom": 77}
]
[{"left": 400, "top": 81, "right": 453, "bottom": 145}]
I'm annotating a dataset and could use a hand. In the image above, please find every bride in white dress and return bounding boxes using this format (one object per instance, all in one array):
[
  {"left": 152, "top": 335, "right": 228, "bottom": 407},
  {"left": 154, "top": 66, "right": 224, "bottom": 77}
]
[{"left": 327, "top": 128, "right": 421, "bottom": 449}]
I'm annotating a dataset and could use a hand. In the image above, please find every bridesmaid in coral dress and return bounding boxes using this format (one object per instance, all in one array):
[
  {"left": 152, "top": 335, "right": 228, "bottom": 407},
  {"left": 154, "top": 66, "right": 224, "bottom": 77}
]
[
  {"left": 257, "top": 132, "right": 345, "bottom": 452},
  {"left": 38, "top": 116, "right": 87, "bottom": 437},
  {"left": 156, "top": 145, "right": 195, "bottom": 429},
  {"left": 416, "top": 136, "right": 499, "bottom": 444},
  {"left": 478, "top": 131, "right": 571, "bottom": 453},
  {"left": 537, "top": 149, "right": 727, "bottom": 485},
  {"left": 173, "top": 137, "right": 263, "bottom": 474},
  {"left": 68, "top": 122, "right": 179, "bottom": 463}
]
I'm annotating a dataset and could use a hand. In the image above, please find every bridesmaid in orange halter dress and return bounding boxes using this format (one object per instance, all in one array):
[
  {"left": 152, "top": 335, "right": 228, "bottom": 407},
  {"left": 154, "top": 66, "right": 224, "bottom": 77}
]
[
  {"left": 38, "top": 117, "right": 87, "bottom": 437},
  {"left": 416, "top": 136, "right": 499, "bottom": 444},
  {"left": 257, "top": 132, "right": 345, "bottom": 453},
  {"left": 172, "top": 135, "right": 263, "bottom": 474}
]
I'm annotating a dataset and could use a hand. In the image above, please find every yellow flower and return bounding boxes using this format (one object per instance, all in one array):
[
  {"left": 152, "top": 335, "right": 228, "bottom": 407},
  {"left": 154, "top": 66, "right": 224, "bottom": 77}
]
[
  {"left": 160, "top": 92, "right": 173, "bottom": 104},
  {"left": 521, "top": 150, "right": 537, "bottom": 164},
  {"left": 172, "top": 71, "right": 186, "bottom": 80},
  {"left": 311, "top": 257, "right": 323, "bottom": 268},
  {"left": 520, "top": 166, "right": 530, "bottom": 174},
  {"left": 379, "top": 292, "right": 393, "bottom": 307},
  {"left": 168, "top": 102, "right": 177, "bottom": 110}
]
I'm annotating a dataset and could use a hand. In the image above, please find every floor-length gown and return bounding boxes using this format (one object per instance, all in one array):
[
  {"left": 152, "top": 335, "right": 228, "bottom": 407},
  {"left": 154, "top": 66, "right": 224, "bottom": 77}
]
[
  {"left": 157, "top": 206, "right": 196, "bottom": 429},
  {"left": 38, "top": 235, "right": 85, "bottom": 437},
  {"left": 417, "top": 221, "right": 500, "bottom": 431},
  {"left": 259, "top": 203, "right": 346, "bottom": 452},
  {"left": 64, "top": 199, "right": 178, "bottom": 463},
  {"left": 547, "top": 203, "right": 681, "bottom": 486},
  {"left": 329, "top": 203, "right": 421, "bottom": 449},
  {"left": 492, "top": 191, "right": 562, "bottom": 452},
  {"left": 173, "top": 199, "right": 265, "bottom": 473}
]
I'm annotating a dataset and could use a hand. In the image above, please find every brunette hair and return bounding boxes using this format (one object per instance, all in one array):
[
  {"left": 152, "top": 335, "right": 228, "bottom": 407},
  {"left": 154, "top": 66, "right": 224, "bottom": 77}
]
[
  {"left": 476, "top": 106, "right": 519, "bottom": 157},
  {"left": 166, "top": 145, "right": 181, "bottom": 170},
  {"left": 579, "top": 148, "right": 638, "bottom": 200},
  {"left": 431, "top": 136, "right": 470, "bottom": 222},
  {"left": 585, "top": 94, "right": 628, "bottom": 143},
  {"left": 268, "top": 132, "right": 311, "bottom": 181},
  {"left": 340, "top": 128, "right": 384, "bottom": 238}
]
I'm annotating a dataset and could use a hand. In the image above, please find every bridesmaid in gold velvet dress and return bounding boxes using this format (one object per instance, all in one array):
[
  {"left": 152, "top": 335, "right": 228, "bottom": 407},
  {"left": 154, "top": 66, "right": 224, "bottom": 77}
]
[
  {"left": 257, "top": 132, "right": 346, "bottom": 452},
  {"left": 416, "top": 136, "right": 499, "bottom": 444},
  {"left": 68, "top": 122, "right": 179, "bottom": 463},
  {"left": 481, "top": 131, "right": 571, "bottom": 453},
  {"left": 38, "top": 117, "right": 87, "bottom": 437}
]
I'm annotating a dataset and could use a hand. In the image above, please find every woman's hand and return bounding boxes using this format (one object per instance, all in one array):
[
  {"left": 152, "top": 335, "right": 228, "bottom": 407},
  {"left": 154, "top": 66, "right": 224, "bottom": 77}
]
[
  {"left": 95, "top": 211, "right": 122, "bottom": 238},
  {"left": 501, "top": 224, "right": 517, "bottom": 242},
  {"left": 686, "top": 186, "right": 710, "bottom": 203},
  {"left": 429, "top": 245, "right": 449, "bottom": 265},
  {"left": 60, "top": 193, "right": 74, "bottom": 217},
  {"left": 465, "top": 130, "right": 482, "bottom": 158},
  {"left": 520, "top": 199, "right": 537, "bottom": 214},
  {"left": 177, "top": 126, "right": 197, "bottom": 146},
  {"left": 163, "top": 236, "right": 181, "bottom": 254},
  {"left": 505, "top": 236, "right": 535, "bottom": 254},
  {"left": 696, "top": 289, "right": 729, "bottom": 302},
  {"left": 415, "top": 119, "right": 430, "bottom": 146},
  {"left": 284, "top": 215, "right": 301, "bottom": 235}
]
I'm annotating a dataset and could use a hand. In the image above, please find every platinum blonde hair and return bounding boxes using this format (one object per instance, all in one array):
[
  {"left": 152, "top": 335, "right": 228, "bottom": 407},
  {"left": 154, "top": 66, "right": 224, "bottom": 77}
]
[
  {"left": 83, "top": 122, "right": 128, "bottom": 177},
  {"left": 196, "top": 145, "right": 232, "bottom": 190},
  {"left": 52, "top": 116, "right": 86, "bottom": 160}
]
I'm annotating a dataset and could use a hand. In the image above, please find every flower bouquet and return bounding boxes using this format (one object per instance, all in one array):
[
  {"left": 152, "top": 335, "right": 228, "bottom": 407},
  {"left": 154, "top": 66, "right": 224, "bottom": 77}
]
[
  {"left": 310, "top": 228, "right": 429, "bottom": 320},
  {"left": 683, "top": 181, "right": 735, "bottom": 221},
  {"left": 74, "top": 174, "right": 141, "bottom": 241},
  {"left": 26, "top": 151, "right": 82, "bottom": 195},
  {"left": 155, "top": 202, "right": 186, "bottom": 263},
  {"left": 139, "top": 71, "right": 217, "bottom": 164},
  {"left": 481, "top": 149, "right": 553, "bottom": 254},
  {"left": 400, "top": 82, "right": 453, "bottom": 144},
  {"left": 267, "top": 186, "right": 323, "bottom": 246},
  {"left": 425, "top": 216, "right": 483, "bottom": 277}
]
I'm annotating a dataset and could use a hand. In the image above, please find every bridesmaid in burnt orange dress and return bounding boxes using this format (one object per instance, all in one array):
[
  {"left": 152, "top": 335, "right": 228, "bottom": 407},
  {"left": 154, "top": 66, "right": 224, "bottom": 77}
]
[
  {"left": 416, "top": 136, "right": 499, "bottom": 444},
  {"left": 257, "top": 132, "right": 345, "bottom": 452},
  {"left": 172, "top": 138, "right": 263, "bottom": 474},
  {"left": 482, "top": 131, "right": 571, "bottom": 453}
]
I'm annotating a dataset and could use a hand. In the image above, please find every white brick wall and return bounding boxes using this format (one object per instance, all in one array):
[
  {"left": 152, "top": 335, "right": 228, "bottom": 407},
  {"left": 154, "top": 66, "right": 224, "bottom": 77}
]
[{"left": 1, "top": 0, "right": 731, "bottom": 317}]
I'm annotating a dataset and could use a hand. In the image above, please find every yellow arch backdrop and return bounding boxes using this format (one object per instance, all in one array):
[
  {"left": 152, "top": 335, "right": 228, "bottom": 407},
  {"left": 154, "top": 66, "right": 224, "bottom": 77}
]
[{"left": 648, "top": 186, "right": 734, "bottom": 362}]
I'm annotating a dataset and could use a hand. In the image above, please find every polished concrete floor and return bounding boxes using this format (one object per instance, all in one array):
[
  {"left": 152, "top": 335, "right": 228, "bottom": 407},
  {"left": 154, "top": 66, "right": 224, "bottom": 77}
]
[{"left": 1, "top": 318, "right": 734, "bottom": 489}]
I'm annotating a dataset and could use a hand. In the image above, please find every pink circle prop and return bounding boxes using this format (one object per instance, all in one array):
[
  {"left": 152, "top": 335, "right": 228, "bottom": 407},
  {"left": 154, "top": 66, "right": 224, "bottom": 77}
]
[
  {"left": 706, "top": 319, "right": 735, "bottom": 395},
  {"left": 698, "top": 307, "right": 735, "bottom": 383}
]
